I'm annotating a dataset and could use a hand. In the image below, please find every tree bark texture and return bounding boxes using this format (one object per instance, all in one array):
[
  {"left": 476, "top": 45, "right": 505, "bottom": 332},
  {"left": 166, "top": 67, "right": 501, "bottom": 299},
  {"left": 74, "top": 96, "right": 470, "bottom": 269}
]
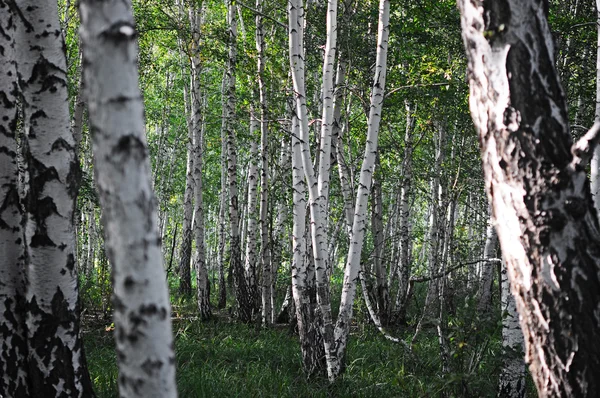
[
  {"left": 225, "top": 0, "right": 252, "bottom": 322},
  {"left": 331, "top": 0, "right": 390, "bottom": 380},
  {"left": 498, "top": 261, "right": 526, "bottom": 398},
  {"left": 459, "top": 0, "right": 600, "bottom": 395},
  {"left": 13, "top": 2, "right": 95, "bottom": 395},
  {"left": 189, "top": 4, "right": 211, "bottom": 319},
  {"left": 256, "top": 0, "right": 273, "bottom": 326},
  {"left": 79, "top": 1, "right": 177, "bottom": 396},
  {"left": 0, "top": 5, "right": 29, "bottom": 395},
  {"left": 178, "top": 121, "right": 194, "bottom": 296}
]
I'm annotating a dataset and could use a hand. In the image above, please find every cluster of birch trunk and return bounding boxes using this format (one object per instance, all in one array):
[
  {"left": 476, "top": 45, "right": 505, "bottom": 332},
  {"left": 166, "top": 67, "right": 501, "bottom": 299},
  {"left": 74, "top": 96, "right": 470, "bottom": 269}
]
[{"left": 2, "top": 0, "right": 599, "bottom": 396}]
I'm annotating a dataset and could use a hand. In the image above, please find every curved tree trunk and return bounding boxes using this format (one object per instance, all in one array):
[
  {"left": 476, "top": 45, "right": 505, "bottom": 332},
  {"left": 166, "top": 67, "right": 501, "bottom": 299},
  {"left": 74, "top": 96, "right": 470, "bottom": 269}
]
[
  {"left": 459, "top": 1, "right": 600, "bottom": 395},
  {"left": 0, "top": 7, "right": 29, "bottom": 395},
  {"left": 14, "top": 2, "right": 95, "bottom": 396},
  {"left": 79, "top": 1, "right": 177, "bottom": 396}
]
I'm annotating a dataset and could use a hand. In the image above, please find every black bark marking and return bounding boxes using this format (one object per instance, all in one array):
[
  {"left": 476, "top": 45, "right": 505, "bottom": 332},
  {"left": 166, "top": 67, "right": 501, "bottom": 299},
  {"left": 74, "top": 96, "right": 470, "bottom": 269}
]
[
  {"left": 111, "top": 134, "right": 147, "bottom": 165},
  {"left": 124, "top": 276, "right": 135, "bottom": 290},
  {"left": 140, "top": 358, "right": 163, "bottom": 376}
]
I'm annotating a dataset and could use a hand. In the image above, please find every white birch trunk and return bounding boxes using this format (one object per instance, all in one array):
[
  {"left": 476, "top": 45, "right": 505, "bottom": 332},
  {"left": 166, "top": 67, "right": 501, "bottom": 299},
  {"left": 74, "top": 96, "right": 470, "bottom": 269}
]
[
  {"left": 330, "top": 0, "right": 390, "bottom": 380},
  {"left": 477, "top": 216, "right": 499, "bottom": 313},
  {"left": 256, "top": 0, "right": 273, "bottom": 326},
  {"left": 178, "top": 125, "right": 194, "bottom": 295},
  {"left": 290, "top": 112, "right": 325, "bottom": 374},
  {"left": 15, "top": 2, "right": 94, "bottom": 395},
  {"left": 79, "top": 1, "right": 177, "bottom": 396},
  {"left": 498, "top": 262, "right": 526, "bottom": 398},
  {"left": 244, "top": 123, "right": 260, "bottom": 311},
  {"left": 189, "top": 4, "right": 211, "bottom": 319},
  {"left": 217, "top": 69, "right": 228, "bottom": 308},
  {"left": 0, "top": 8, "right": 29, "bottom": 395},
  {"left": 288, "top": 0, "right": 336, "bottom": 369},
  {"left": 225, "top": 0, "right": 252, "bottom": 321},
  {"left": 393, "top": 101, "right": 415, "bottom": 323}
]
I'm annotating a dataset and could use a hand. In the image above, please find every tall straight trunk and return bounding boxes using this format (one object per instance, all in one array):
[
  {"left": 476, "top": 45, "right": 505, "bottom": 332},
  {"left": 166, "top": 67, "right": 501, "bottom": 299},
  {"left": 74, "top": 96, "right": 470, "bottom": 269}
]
[
  {"left": 256, "top": 0, "right": 273, "bottom": 326},
  {"left": 288, "top": 0, "right": 336, "bottom": 371},
  {"left": 14, "top": 2, "right": 95, "bottom": 396},
  {"left": 591, "top": 0, "right": 600, "bottom": 216},
  {"left": 330, "top": 0, "right": 391, "bottom": 380},
  {"left": 189, "top": 2, "right": 211, "bottom": 320},
  {"left": 178, "top": 126, "right": 194, "bottom": 296},
  {"left": 225, "top": 0, "right": 252, "bottom": 322},
  {"left": 459, "top": 0, "right": 600, "bottom": 395},
  {"left": 370, "top": 158, "right": 390, "bottom": 324},
  {"left": 217, "top": 73, "right": 228, "bottom": 308},
  {"left": 413, "top": 122, "right": 446, "bottom": 342},
  {"left": 477, "top": 216, "right": 499, "bottom": 314},
  {"left": 393, "top": 101, "right": 415, "bottom": 324},
  {"left": 0, "top": 8, "right": 29, "bottom": 395},
  {"left": 290, "top": 112, "right": 326, "bottom": 375},
  {"left": 498, "top": 261, "right": 526, "bottom": 398},
  {"left": 244, "top": 125, "right": 260, "bottom": 312},
  {"left": 79, "top": 1, "right": 177, "bottom": 397}
]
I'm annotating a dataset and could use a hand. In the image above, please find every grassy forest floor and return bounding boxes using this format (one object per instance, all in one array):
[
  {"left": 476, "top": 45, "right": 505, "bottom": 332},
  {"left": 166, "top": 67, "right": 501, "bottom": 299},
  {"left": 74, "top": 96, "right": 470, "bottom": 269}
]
[{"left": 83, "top": 303, "right": 525, "bottom": 397}]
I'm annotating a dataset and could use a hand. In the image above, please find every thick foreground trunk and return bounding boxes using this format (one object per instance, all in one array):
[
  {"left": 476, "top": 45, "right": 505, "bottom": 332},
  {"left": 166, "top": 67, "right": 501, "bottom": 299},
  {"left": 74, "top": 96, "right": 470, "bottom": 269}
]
[
  {"left": 79, "top": 1, "right": 177, "bottom": 396},
  {"left": 459, "top": 1, "right": 600, "bottom": 395}
]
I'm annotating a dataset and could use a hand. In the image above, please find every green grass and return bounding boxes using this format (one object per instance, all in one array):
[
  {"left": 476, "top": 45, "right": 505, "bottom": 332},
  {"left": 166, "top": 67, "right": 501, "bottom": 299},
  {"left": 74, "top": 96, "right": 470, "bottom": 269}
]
[{"left": 85, "top": 315, "right": 438, "bottom": 397}]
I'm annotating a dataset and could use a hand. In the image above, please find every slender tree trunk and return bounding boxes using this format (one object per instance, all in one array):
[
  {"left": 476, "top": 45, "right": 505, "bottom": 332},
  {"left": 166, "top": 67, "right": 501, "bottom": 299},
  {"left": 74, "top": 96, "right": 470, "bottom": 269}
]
[
  {"left": 0, "top": 8, "right": 29, "bottom": 395},
  {"left": 370, "top": 158, "right": 390, "bottom": 324},
  {"left": 393, "top": 101, "right": 415, "bottom": 324},
  {"left": 459, "top": 1, "right": 600, "bottom": 395},
  {"left": 79, "top": 1, "right": 177, "bottom": 396},
  {"left": 178, "top": 124, "right": 194, "bottom": 296},
  {"left": 477, "top": 216, "right": 499, "bottom": 314},
  {"left": 256, "top": 0, "right": 273, "bottom": 326},
  {"left": 498, "top": 261, "right": 526, "bottom": 398},
  {"left": 288, "top": 0, "right": 336, "bottom": 372},
  {"left": 244, "top": 125, "right": 260, "bottom": 313},
  {"left": 225, "top": 0, "right": 252, "bottom": 322},
  {"left": 14, "top": 2, "right": 95, "bottom": 395},
  {"left": 290, "top": 112, "right": 326, "bottom": 375},
  {"left": 189, "top": 3, "right": 211, "bottom": 320},
  {"left": 330, "top": 0, "right": 391, "bottom": 380}
]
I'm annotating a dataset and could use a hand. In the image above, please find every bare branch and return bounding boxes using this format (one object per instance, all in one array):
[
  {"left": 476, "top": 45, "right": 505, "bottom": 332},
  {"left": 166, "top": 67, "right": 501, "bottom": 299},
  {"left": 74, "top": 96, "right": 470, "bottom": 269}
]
[{"left": 571, "top": 120, "right": 600, "bottom": 169}]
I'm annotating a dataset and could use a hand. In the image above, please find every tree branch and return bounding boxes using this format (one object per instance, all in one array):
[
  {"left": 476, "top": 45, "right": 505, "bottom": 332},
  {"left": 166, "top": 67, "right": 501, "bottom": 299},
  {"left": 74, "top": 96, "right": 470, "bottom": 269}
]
[
  {"left": 237, "top": 1, "right": 287, "bottom": 29},
  {"left": 410, "top": 258, "right": 501, "bottom": 283},
  {"left": 571, "top": 120, "right": 600, "bottom": 169}
]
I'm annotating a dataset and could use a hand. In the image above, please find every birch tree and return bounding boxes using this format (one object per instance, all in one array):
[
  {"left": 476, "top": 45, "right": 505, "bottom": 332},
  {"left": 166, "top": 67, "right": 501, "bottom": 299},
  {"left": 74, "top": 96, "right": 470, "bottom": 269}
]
[
  {"left": 289, "top": 0, "right": 391, "bottom": 381},
  {"left": 12, "top": 1, "right": 95, "bottom": 395},
  {"left": 79, "top": 1, "right": 177, "bottom": 396},
  {"left": 498, "top": 261, "right": 526, "bottom": 398},
  {"left": 459, "top": 0, "right": 600, "bottom": 395},
  {"left": 225, "top": 0, "right": 252, "bottom": 321},
  {"left": 0, "top": 6, "right": 28, "bottom": 395},
  {"left": 189, "top": 0, "right": 211, "bottom": 320},
  {"left": 256, "top": 0, "right": 273, "bottom": 326}
]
